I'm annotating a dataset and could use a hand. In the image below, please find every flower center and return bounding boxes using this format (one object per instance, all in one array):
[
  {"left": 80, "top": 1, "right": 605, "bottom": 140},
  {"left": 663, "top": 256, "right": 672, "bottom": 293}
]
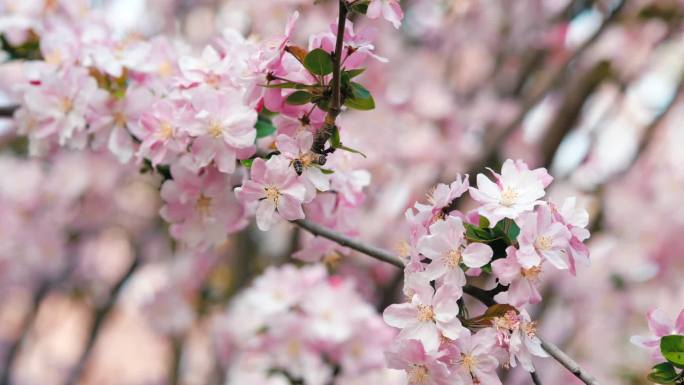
[
  {"left": 206, "top": 73, "right": 221, "bottom": 87},
  {"left": 500, "top": 187, "right": 518, "bottom": 207},
  {"left": 416, "top": 305, "right": 435, "bottom": 322},
  {"left": 157, "top": 121, "right": 174, "bottom": 140},
  {"left": 461, "top": 354, "right": 477, "bottom": 371},
  {"left": 521, "top": 320, "right": 538, "bottom": 338},
  {"left": 493, "top": 310, "right": 520, "bottom": 331},
  {"left": 195, "top": 194, "right": 212, "bottom": 218},
  {"left": 60, "top": 97, "right": 74, "bottom": 113},
  {"left": 407, "top": 364, "right": 429, "bottom": 385},
  {"left": 264, "top": 186, "right": 281, "bottom": 205},
  {"left": 114, "top": 111, "right": 127, "bottom": 127},
  {"left": 534, "top": 236, "right": 552, "bottom": 251},
  {"left": 208, "top": 120, "right": 223, "bottom": 138},
  {"left": 445, "top": 248, "right": 462, "bottom": 268},
  {"left": 520, "top": 265, "right": 542, "bottom": 282}
]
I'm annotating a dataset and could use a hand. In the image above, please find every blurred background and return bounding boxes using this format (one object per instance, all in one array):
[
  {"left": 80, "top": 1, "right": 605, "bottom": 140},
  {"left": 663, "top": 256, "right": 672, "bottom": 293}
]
[{"left": 0, "top": 0, "right": 683, "bottom": 384}]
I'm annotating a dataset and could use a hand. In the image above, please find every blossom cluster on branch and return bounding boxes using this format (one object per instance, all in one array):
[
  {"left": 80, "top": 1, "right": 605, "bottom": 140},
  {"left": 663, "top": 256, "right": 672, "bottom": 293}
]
[
  {"left": 1, "top": 0, "right": 401, "bottom": 259},
  {"left": 383, "top": 159, "right": 591, "bottom": 384}
]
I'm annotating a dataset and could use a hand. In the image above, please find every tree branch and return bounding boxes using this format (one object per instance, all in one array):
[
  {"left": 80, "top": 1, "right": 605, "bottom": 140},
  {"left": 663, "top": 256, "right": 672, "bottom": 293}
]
[
  {"left": 531, "top": 371, "right": 543, "bottom": 385},
  {"left": 311, "top": 0, "right": 348, "bottom": 156},
  {"left": 466, "top": 0, "right": 626, "bottom": 178},
  {"left": 293, "top": 219, "right": 601, "bottom": 385},
  {"left": 64, "top": 256, "right": 141, "bottom": 385},
  {"left": 539, "top": 339, "right": 599, "bottom": 385}
]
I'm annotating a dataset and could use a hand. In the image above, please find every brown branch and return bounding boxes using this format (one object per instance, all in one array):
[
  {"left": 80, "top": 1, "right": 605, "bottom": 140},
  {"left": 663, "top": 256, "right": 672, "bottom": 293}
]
[
  {"left": 64, "top": 256, "right": 141, "bottom": 385},
  {"left": 0, "top": 263, "right": 75, "bottom": 385},
  {"left": 293, "top": 219, "right": 601, "bottom": 385},
  {"left": 311, "top": 0, "right": 348, "bottom": 157},
  {"left": 539, "top": 61, "right": 613, "bottom": 169},
  {"left": 466, "top": 0, "right": 626, "bottom": 177}
]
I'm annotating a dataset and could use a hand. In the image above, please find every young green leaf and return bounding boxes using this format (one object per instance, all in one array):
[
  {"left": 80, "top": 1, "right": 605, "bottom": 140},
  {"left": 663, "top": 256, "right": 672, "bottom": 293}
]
[
  {"left": 255, "top": 119, "right": 276, "bottom": 138},
  {"left": 304, "top": 48, "right": 334, "bottom": 76},
  {"left": 344, "top": 82, "right": 375, "bottom": 110},
  {"left": 345, "top": 68, "right": 366, "bottom": 78},
  {"left": 240, "top": 159, "right": 254, "bottom": 168},
  {"left": 647, "top": 362, "right": 680, "bottom": 384},
  {"left": 330, "top": 126, "right": 341, "bottom": 148},
  {"left": 661, "top": 335, "right": 684, "bottom": 368},
  {"left": 338, "top": 145, "right": 367, "bottom": 158},
  {"left": 286, "top": 91, "right": 313, "bottom": 105}
]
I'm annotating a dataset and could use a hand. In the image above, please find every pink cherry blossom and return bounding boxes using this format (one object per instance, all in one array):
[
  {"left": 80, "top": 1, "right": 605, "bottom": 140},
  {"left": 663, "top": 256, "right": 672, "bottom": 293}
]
[
  {"left": 135, "top": 99, "right": 191, "bottom": 166},
  {"left": 385, "top": 339, "right": 451, "bottom": 385},
  {"left": 491, "top": 246, "right": 543, "bottom": 307},
  {"left": 631, "top": 308, "right": 684, "bottom": 361},
  {"left": 234, "top": 156, "right": 307, "bottom": 231},
  {"left": 89, "top": 86, "right": 154, "bottom": 163},
  {"left": 383, "top": 274, "right": 466, "bottom": 351},
  {"left": 550, "top": 197, "right": 591, "bottom": 273},
  {"left": 517, "top": 204, "right": 572, "bottom": 270},
  {"left": 178, "top": 45, "right": 233, "bottom": 89},
  {"left": 417, "top": 216, "right": 493, "bottom": 286},
  {"left": 185, "top": 87, "right": 257, "bottom": 173},
  {"left": 451, "top": 328, "right": 502, "bottom": 385},
  {"left": 491, "top": 309, "right": 548, "bottom": 372},
  {"left": 367, "top": 0, "right": 404, "bottom": 29},
  {"left": 160, "top": 164, "right": 249, "bottom": 248},
  {"left": 469, "top": 159, "right": 546, "bottom": 225},
  {"left": 21, "top": 66, "right": 107, "bottom": 148},
  {"left": 276, "top": 132, "right": 331, "bottom": 200}
]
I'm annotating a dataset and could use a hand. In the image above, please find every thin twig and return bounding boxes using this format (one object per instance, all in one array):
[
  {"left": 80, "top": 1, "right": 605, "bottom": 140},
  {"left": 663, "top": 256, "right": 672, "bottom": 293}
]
[
  {"left": 292, "top": 219, "right": 601, "bottom": 385},
  {"left": 293, "top": 219, "right": 403, "bottom": 268},
  {"left": 540, "top": 339, "right": 600, "bottom": 385},
  {"left": 531, "top": 371, "right": 543, "bottom": 385}
]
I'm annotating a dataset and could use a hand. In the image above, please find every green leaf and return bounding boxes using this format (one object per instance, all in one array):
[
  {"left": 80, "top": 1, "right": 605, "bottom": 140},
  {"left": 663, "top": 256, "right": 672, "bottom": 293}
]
[
  {"left": 344, "top": 82, "right": 375, "bottom": 110},
  {"left": 493, "top": 219, "right": 521, "bottom": 244},
  {"left": 240, "top": 159, "right": 254, "bottom": 168},
  {"left": 479, "top": 216, "right": 490, "bottom": 228},
  {"left": 662, "top": 335, "right": 684, "bottom": 368},
  {"left": 303, "top": 48, "right": 334, "bottom": 76},
  {"left": 286, "top": 91, "right": 313, "bottom": 105},
  {"left": 319, "top": 168, "right": 335, "bottom": 175},
  {"left": 464, "top": 223, "right": 494, "bottom": 243},
  {"left": 647, "top": 362, "right": 680, "bottom": 384},
  {"left": 330, "top": 126, "right": 341, "bottom": 148},
  {"left": 345, "top": 68, "right": 366, "bottom": 79},
  {"left": 338, "top": 145, "right": 367, "bottom": 158},
  {"left": 350, "top": 2, "right": 369, "bottom": 15},
  {"left": 264, "top": 82, "right": 299, "bottom": 89},
  {"left": 255, "top": 119, "right": 276, "bottom": 138}
]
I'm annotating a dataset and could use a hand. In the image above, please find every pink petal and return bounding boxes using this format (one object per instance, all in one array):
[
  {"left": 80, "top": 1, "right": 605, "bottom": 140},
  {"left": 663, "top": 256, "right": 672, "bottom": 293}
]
[
  {"left": 462, "top": 243, "right": 493, "bottom": 268},
  {"left": 648, "top": 309, "right": 674, "bottom": 337},
  {"left": 383, "top": 303, "right": 418, "bottom": 329}
]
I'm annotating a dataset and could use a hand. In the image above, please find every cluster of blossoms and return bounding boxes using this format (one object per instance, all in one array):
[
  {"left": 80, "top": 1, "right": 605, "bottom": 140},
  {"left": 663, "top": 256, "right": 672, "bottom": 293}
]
[
  {"left": 214, "top": 264, "right": 402, "bottom": 385},
  {"left": 632, "top": 308, "right": 684, "bottom": 384},
  {"left": 382, "top": 159, "right": 591, "bottom": 384},
  {"left": 1, "top": 0, "right": 403, "bottom": 257}
]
